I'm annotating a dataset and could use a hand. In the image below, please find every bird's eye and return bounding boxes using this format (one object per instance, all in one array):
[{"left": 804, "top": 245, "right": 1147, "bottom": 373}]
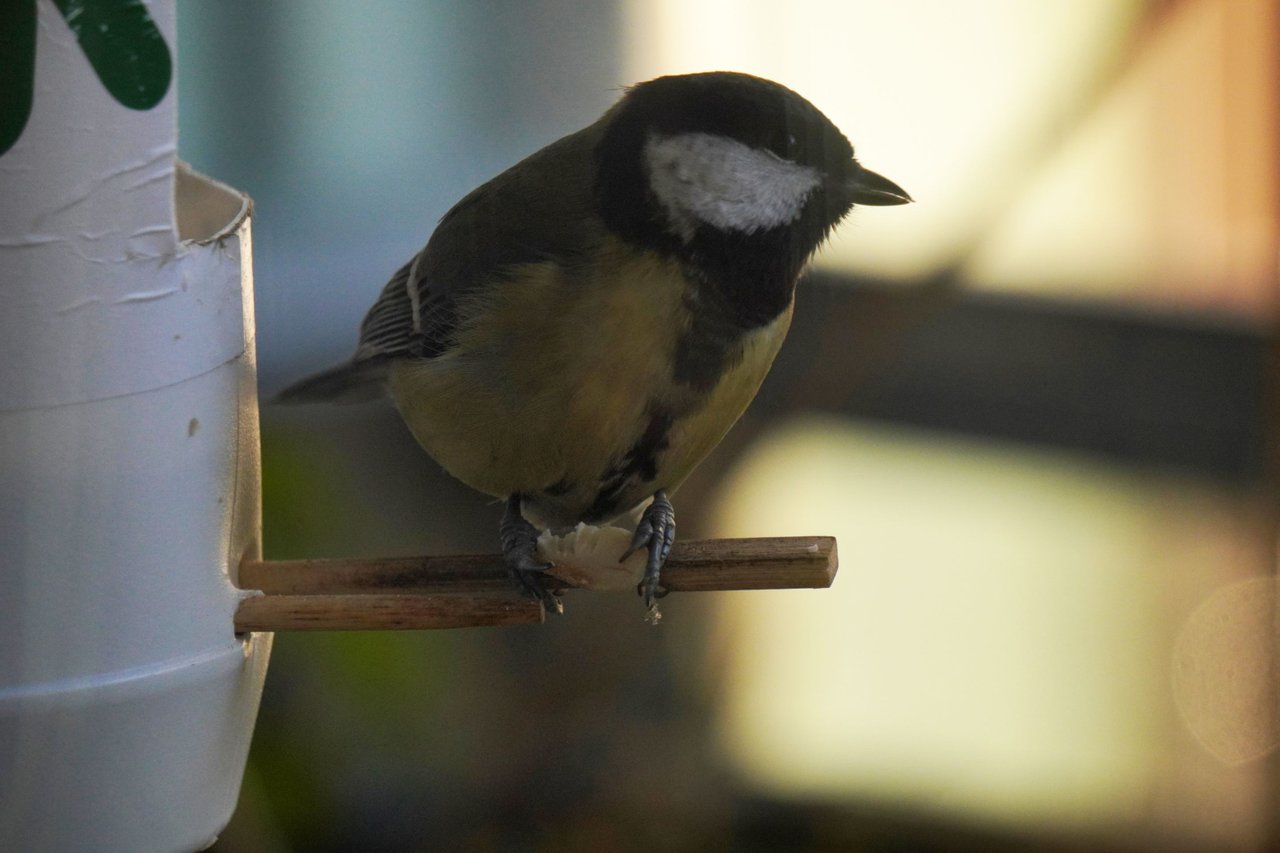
[{"left": 770, "top": 130, "right": 800, "bottom": 160}]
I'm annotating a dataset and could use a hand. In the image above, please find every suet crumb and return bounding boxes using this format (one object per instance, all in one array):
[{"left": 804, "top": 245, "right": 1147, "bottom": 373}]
[{"left": 538, "top": 523, "right": 647, "bottom": 592}]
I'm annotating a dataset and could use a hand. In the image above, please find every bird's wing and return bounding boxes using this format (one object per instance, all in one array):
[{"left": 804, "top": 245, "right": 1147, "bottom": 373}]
[
  {"left": 352, "top": 124, "right": 606, "bottom": 364},
  {"left": 353, "top": 260, "right": 416, "bottom": 360}
]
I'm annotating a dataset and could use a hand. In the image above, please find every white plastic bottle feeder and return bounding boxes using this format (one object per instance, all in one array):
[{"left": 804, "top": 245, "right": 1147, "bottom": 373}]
[{"left": 0, "top": 3, "right": 268, "bottom": 849}]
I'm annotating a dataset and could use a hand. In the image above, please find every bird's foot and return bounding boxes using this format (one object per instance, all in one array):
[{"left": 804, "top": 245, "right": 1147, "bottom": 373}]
[
  {"left": 621, "top": 490, "right": 675, "bottom": 621},
  {"left": 501, "top": 495, "right": 562, "bottom": 615}
]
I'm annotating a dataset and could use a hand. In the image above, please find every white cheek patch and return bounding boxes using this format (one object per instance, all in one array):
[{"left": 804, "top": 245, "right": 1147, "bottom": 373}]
[{"left": 644, "top": 132, "right": 821, "bottom": 241}]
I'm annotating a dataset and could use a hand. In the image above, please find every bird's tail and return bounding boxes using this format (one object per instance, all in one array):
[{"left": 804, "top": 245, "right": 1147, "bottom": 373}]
[{"left": 274, "top": 359, "right": 391, "bottom": 404}]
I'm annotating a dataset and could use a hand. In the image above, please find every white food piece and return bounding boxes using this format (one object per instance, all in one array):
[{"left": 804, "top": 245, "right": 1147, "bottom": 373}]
[{"left": 538, "top": 523, "right": 648, "bottom": 591}]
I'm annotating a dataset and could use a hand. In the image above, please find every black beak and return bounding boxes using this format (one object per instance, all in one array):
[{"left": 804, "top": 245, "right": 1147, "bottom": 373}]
[{"left": 848, "top": 164, "right": 912, "bottom": 206}]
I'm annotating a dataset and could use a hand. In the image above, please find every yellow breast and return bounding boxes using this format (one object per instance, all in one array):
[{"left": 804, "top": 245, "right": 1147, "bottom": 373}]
[
  {"left": 654, "top": 306, "right": 792, "bottom": 492},
  {"left": 388, "top": 235, "right": 792, "bottom": 526}
]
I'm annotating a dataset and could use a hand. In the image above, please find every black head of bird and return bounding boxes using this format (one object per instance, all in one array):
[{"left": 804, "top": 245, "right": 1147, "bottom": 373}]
[
  {"left": 598, "top": 71, "right": 909, "bottom": 310},
  {"left": 278, "top": 71, "right": 911, "bottom": 618}
]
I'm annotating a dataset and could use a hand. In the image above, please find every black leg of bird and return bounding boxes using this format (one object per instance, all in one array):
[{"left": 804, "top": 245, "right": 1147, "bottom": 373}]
[
  {"left": 499, "top": 494, "right": 562, "bottom": 614},
  {"left": 622, "top": 489, "right": 676, "bottom": 613}
]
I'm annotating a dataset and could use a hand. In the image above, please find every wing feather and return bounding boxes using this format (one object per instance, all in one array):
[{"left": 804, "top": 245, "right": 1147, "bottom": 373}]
[{"left": 279, "top": 122, "right": 607, "bottom": 404}]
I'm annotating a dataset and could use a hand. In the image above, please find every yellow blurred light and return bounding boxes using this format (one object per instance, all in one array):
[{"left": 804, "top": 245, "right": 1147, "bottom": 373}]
[
  {"left": 622, "top": 0, "right": 1142, "bottom": 280},
  {"left": 710, "top": 418, "right": 1168, "bottom": 830},
  {"left": 964, "top": 74, "right": 1151, "bottom": 299}
]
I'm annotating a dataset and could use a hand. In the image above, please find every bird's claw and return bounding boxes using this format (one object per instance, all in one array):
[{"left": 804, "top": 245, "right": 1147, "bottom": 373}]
[
  {"left": 501, "top": 495, "right": 563, "bottom": 615},
  {"left": 622, "top": 490, "right": 675, "bottom": 617},
  {"left": 510, "top": 563, "right": 563, "bottom": 615}
]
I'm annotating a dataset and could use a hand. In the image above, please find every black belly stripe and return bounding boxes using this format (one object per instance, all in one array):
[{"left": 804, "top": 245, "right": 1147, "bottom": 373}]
[
  {"left": 583, "top": 407, "right": 673, "bottom": 522},
  {"left": 582, "top": 483, "right": 627, "bottom": 523},
  {"left": 673, "top": 320, "right": 740, "bottom": 392},
  {"left": 671, "top": 280, "right": 755, "bottom": 393},
  {"left": 542, "top": 475, "right": 573, "bottom": 497}
]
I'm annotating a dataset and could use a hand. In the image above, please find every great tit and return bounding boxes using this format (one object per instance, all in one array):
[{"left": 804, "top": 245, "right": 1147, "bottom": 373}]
[{"left": 279, "top": 71, "right": 910, "bottom": 616}]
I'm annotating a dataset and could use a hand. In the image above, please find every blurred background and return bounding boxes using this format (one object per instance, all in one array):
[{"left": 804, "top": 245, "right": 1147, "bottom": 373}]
[{"left": 177, "top": 1, "right": 1278, "bottom": 850}]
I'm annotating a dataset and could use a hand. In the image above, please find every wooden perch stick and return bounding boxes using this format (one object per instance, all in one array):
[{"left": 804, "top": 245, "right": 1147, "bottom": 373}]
[
  {"left": 240, "top": 536, "right": 837, "bottom": 595},
  {"left": 235, "top": 536, "right": 837, "bottom": 632},
  {"left": 235, "top": 593, "right": 543, "bottom": 632}
]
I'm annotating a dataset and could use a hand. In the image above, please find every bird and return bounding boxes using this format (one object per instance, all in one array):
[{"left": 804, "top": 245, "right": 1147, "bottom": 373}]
[{"left": 277, "top": 71, "right": 910, "bottom": 617}]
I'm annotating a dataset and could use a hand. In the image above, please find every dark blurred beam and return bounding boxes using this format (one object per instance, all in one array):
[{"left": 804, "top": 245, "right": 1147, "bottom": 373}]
[{"left": 762, "top": 274, "right": 1270, "bottom": 484}]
